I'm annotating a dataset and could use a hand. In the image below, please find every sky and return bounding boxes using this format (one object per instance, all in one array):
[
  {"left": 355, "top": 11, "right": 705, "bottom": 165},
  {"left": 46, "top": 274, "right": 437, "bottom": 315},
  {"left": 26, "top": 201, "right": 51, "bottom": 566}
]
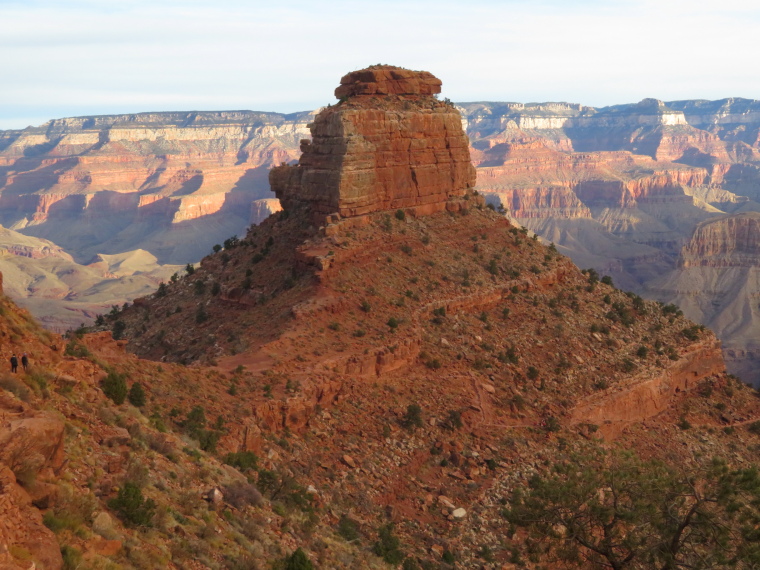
[{"left": 1, "top": 0, "right": 759, "bottom": 130}]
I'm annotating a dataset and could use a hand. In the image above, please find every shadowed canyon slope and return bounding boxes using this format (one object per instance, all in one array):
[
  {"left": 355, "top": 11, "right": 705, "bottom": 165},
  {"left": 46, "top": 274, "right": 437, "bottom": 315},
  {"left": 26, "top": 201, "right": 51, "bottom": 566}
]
[
  {"left": 1, "top": 66, "right": 760, "bottom": 570},
  {"left": 0, "top": 224, "right": 182, "bottom": 332}
]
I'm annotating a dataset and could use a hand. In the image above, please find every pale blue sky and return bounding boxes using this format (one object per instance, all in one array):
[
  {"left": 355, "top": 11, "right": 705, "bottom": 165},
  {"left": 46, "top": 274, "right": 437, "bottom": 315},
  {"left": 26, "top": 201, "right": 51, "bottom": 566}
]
[{"left": 1, "top": 0, "right": 759, "bottom": 129}]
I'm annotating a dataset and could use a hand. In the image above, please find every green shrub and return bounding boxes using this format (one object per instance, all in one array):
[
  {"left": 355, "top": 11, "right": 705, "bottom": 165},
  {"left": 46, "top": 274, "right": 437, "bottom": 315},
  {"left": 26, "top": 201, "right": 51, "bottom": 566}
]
[
  {"left": 102, "top": 372, "right": 128, "bottom": 405},
  {"left": 544, "top": 416, "right": 561, "bottom": 432},
  {"left": 108, "top": 482, "right": 155, "bottom": 527},
  {"left": 128, "top": 382, "right": 146, "bottom": 407},
  {"left": 682, "top": 325, "right": 704, "bottom": 341},
  {"left": 593, "top": 379, "right": 609, "bottom": 391},
  {"left": 401, "top": 404, "right": 423, "bottom": 429},
  {"left": 395, "top": 209, "right": 406, "bottom": 221},
  {"left": 44, "top": 511, "right": 75, "bottom": 533},
  {"left": 282, "top": 548, "right": 313, "bottom": 570},
  {"left": 662, "top": 303, "right": 683, "bottom": 317},
  {"left": 61, "top": 546, "right": 82, "bottom": 570},
  {"left": 498, "top": 346, "right": 519, "bottom": 364},
  {"left": 443, "top": 410, "right": 463, "bottom": 431},
  {"left": 224, "top": 451, "right": 258, "bottom": 472},
  {"left": 223, "top": 481, "right": 263, "bottom": 509},
  {"left": 0, "top": 374, "right": 31, "bottom": 402},
  {"left": 373, "top": 524, "right": 404, "bottom": 565},
  {"left": 338, "top": 515, "right": 360, "bottom": 542},
  {"left": 112, "top": 320, "right": 126, "bottom": 340},
  {"left": 182, "top": 406, "right": 206, "bottom": 435}
]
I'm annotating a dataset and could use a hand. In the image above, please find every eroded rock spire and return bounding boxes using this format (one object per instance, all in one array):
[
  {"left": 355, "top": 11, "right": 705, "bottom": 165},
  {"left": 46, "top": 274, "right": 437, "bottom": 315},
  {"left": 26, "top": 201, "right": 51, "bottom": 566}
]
[{"left": 270, "top": 65, "right": 476, "bottom": 223}]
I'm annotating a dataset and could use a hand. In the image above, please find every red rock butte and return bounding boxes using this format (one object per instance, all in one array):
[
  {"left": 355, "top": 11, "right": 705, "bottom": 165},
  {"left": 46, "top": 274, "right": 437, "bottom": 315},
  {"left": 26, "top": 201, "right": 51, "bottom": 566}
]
[
  {"left": 270, "top": 65, "right": 477, "bottom": 223},
  {"left": 334, "top": 66, "right": 443, "bottom": 98}
]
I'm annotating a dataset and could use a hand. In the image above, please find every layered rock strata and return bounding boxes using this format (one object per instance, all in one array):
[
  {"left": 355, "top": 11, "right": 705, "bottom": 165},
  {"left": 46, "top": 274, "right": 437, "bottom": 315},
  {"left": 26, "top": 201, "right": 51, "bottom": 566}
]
[
  {"left": 680, "top": 213, "right": 760, "bottom": 268},
  {"left": 0, "top": 111, "right": 310, "bottom": 263},
  {"left": 270, "top": 66, "right": 476, "bottom": 222}
]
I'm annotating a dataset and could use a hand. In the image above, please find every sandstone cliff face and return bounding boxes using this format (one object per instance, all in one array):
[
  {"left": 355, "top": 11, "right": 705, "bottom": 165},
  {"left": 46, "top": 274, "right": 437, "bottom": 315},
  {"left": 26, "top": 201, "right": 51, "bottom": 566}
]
[
  {"left": 271, "top": 66, "right": 476, "bottom": 222},
  {"left": 459, "top": 98, "right": 760, "bottom": 161},
  {"left": 680, "top": 212, "right": 760, "bottom": 268},
  {"left": 668, "top": 98, "right": 760, "bottom": 148}
]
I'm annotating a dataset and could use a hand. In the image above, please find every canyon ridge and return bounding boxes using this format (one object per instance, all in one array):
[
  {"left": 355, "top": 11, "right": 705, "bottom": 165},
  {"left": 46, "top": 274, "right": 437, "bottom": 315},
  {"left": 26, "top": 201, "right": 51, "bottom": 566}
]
[{"left": 2, "top": 82, "right": 760, "bottom": 383}]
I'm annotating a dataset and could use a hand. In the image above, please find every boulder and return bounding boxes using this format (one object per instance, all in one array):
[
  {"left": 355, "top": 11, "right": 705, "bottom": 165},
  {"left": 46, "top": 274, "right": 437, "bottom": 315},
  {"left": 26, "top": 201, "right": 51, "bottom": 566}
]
[{"left": 0, "top": 466, "right": 63, "bottom": 570}]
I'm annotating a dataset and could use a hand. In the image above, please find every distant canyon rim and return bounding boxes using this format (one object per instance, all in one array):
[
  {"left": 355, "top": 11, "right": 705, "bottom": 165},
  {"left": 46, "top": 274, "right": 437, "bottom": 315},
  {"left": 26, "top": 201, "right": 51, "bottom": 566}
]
[{"left": 1, "top": 96, "right": 760, "bottom": 381}]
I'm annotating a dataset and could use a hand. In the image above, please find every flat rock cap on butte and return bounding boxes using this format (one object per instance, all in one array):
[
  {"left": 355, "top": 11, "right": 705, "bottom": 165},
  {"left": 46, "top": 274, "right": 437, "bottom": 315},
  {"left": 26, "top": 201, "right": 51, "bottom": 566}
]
[{"left": 334, "top": 66, "right": 443, "bottom": 99}]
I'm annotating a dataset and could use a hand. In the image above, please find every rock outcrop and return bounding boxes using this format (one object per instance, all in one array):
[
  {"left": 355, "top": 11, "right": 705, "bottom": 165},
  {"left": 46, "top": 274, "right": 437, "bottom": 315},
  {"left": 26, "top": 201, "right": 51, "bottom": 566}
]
[
  {"left": 271, "top": 66, "right": 476, "bottom": 222},
  {"left": 680, "top": 212, "right": 760, "bottom": 268},
  {"left": 0, "top": 466, "right": 62, "bottom": 570}
]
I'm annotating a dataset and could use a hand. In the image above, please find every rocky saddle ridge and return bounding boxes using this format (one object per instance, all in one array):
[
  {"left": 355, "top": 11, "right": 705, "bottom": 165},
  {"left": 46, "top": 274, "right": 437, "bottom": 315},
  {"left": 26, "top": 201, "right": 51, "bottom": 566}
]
[{"left": 271, "top": 66, "right": 476, "bottom": 223}]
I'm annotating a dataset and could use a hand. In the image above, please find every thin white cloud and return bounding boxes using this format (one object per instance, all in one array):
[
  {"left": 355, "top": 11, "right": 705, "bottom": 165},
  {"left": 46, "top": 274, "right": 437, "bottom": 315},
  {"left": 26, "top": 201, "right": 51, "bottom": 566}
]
[{"left": 1, "top": 0, "right": 759, "bottom": 129}]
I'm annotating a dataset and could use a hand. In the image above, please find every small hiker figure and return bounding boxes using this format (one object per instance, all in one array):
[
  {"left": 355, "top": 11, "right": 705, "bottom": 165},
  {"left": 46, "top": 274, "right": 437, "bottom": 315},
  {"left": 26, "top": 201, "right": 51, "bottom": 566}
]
[
  {"left": 10, "top": 354, "right": 18, "bottom": 373},
  {"left": 21, "top": 353, "right": 28, "bottom": 372}
]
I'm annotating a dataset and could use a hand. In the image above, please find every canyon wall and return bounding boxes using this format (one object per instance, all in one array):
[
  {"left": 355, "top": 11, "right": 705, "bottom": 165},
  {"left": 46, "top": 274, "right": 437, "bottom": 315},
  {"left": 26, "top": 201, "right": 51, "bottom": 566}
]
[
  {"left": 645, "top": 214, "right": 760, "bottom": 384},
  {"left": 466, "top": 98, "right": 760, "bottom": 383},
  {"left": 0, "top": 110, "right": 310, "bottom": 263}
]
